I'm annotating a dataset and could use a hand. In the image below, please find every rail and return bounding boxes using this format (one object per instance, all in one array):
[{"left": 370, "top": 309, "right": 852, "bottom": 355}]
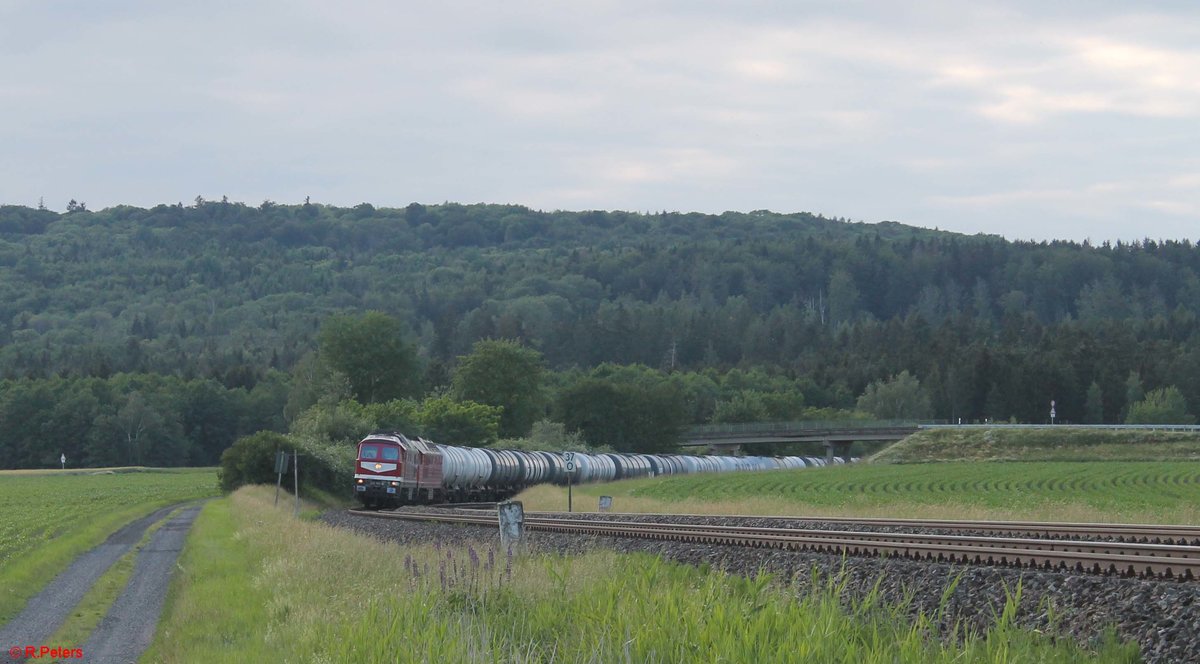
[{"left": 347, "top": 509, "right": 1200, "bottom": 580}]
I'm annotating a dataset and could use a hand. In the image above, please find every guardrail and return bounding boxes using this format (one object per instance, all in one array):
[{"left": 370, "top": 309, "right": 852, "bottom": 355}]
[
  {"left": 685, "top": 421, "right": 1200, "bottom": 438},
  {"left": 919, "top": 423, "right": 1200, "bottom": 432},
  {"left": 686, "top": 420, "right": 937, "bottom": 435}
]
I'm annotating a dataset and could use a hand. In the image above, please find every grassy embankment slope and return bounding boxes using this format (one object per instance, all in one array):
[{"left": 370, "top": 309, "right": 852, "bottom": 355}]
[
  {"left": 872, "top": 427, "right": 1200, "bottom": 463},
  {"left": 146, "top": 487, "right": 1133, "bottom": 662},
  {"left": 0, "top": 467, "right": 218, "bottom": 625}
]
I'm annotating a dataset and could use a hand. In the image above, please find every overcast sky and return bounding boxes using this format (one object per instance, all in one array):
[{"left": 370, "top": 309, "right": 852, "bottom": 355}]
[{"left": 2, "top": 1, "right": 1198, "bottom": 242}]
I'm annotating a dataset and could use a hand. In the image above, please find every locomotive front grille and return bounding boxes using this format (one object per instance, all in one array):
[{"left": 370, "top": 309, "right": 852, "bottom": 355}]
[{"left": 355, "top": 477, "right": 404, "bottom": 495}]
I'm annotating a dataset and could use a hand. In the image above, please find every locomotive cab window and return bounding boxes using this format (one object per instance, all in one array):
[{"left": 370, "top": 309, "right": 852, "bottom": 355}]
[
  {"left": 360, "top": 445, "right": 380, "bottom": 460},
  {"left": 381, "top": 446, "right": 400, "bottom": 461}
]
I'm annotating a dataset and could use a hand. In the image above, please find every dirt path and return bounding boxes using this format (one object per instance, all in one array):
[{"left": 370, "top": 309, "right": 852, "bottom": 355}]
[
  {"left": 1, "top": 503, "right": 203, "bottom": 663},
  {"left": 81, "top": 505, "right": 202, "bottom": 663},
  {"left": 0, "top": 505, "right": 180, "bottom": 653}
]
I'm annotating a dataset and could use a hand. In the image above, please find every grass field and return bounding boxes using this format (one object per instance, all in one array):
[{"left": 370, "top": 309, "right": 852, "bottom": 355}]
[
  {"left": 145, "top": 487, "right": 1135, "bottom": 662},
  {"left": 515, "top": 461, "right": 1200, "bottom": 524},
  {"left": 0, "top": 467, "right": 218, "bottom": 625}
]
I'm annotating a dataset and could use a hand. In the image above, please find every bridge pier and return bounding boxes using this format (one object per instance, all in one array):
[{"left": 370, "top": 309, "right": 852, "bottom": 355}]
[{"left": 824, "top": 440, "right": 852, "bottom": 463}]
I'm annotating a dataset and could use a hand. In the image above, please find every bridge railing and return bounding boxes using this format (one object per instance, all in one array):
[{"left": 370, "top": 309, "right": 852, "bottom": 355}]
[{"left": 685, "top": 421, "right": 1200, "bottom": 438}]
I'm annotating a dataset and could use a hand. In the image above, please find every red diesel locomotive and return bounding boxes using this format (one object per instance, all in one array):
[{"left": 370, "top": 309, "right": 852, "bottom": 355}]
[{"left": 354, "top": 433, "right": 444, "bottom": 505}]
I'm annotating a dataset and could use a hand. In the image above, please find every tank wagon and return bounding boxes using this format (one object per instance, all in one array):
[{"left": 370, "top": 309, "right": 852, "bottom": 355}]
[{"left": 354, "top": 431, "right": 849, "bottom": 507}]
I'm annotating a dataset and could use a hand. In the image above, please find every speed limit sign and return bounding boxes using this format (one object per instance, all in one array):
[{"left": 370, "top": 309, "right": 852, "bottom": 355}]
[{"left": 563, "top": 451, "right": 576, "bottom": 473}]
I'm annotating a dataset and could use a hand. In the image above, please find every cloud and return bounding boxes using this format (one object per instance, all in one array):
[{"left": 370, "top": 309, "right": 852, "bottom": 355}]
[
  {"left": 926, "top": 21, "right": 1200, "bottom": 124},
  {"left": 928, "top": 175, "right": 1200, "bottom": 238},
  {"left": 1, "top": 1, "right": 1198, "bottom": 242}
]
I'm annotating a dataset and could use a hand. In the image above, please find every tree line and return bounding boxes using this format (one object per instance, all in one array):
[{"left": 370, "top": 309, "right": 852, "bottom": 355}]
[{"left": 0, "top": 200, "right": 1197, "bottom": 470}]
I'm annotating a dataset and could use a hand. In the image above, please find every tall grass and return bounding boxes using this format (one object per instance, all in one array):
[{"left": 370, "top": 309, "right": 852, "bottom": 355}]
[{"left": 147, "top": 487, "right": 1136, "bottom": 662}]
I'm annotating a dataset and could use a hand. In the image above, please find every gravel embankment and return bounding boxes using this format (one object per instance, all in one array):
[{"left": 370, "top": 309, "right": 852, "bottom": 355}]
[{"left": 322, "top": 509, "right": 1200, "bottom": 663}]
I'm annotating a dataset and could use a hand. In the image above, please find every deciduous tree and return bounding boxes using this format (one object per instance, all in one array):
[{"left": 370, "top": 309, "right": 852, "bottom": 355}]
[
  {"left": 318, "top": 312, "right": 421, "bottom": 404},
  {"left": 1126, "top": 386, "right": 1195, "bottom": 424},
  {"left": 856, "top": 371, "right": 932, "bottom": 420},
  {"left": 452, "top": 339, "right": 545, "bottom": 438}
]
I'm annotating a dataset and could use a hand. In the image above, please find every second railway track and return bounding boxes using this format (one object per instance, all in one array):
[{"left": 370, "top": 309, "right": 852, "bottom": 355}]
[{"left": 348, "top": 508, "right": 1200, "bottom": 580}]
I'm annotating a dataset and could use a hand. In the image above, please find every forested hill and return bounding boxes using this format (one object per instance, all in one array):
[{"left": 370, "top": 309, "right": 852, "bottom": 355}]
[{"left": 1, "top": 200, "right": 1198, "bottom": 430}]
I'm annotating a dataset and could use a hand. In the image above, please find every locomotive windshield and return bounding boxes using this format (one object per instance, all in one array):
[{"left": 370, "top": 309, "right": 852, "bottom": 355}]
[{"left": 360, "top": 443, "right": 400, "bottom": 461}]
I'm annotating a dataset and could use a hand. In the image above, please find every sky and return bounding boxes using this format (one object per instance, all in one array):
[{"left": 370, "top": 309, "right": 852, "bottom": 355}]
[{"left": 2, "top": 1, "right": 1198, "bottom": 242}]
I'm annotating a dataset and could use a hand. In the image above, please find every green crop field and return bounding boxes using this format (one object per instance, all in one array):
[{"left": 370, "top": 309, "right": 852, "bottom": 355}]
[
  {"left": 0, "top": 468, "right": 218, "bottom": 624},
  {"left": 517, "top": 461, "right": 1200, "bottom": 524}
]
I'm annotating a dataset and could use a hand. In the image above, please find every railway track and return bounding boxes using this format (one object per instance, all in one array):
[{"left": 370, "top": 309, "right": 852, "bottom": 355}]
[
  {"left": 347, "top": 508, "right": 1200, "bottom": 580},
  {"left": 565, "top": 512, "right": 1200, "bottom": 546}
]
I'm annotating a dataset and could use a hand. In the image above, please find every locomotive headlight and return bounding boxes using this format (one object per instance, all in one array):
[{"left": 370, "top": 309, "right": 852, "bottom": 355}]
[
  {"left": 374, "top": 463, "right": 383, "bottom": 470},
  {"left": 356, "top": 479, "right": 364, "bottom": 484},
  {"left": 390, "top": 481, "right": 399, "bottom": 487}
]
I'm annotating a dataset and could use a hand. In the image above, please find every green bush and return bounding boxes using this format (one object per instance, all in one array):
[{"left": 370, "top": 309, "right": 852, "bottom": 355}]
[
  {"left": 417, "top": 395, "right": 501, "bottom": 445},
  {"left": 1126, "top": 386, "right": 1195, "bottom": 424},
  {"left": 292, "top": 438, "right": 355, "bottom": 497},
  {"left": 219, "top": 430, "right": 355, "bottom": 497},
  {"left": 218, "top": 431, "right": 290, "bottom": 492}
]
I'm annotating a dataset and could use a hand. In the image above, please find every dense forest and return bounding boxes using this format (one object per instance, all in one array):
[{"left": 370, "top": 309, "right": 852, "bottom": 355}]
[{"left": 1, "top": 199, "right": 1197, "bottom": 470}]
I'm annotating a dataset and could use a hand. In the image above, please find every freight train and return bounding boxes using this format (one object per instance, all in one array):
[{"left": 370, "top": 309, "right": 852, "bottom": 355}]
[{"left": 353, "top": 431, "right": 847, "bottom": 507}]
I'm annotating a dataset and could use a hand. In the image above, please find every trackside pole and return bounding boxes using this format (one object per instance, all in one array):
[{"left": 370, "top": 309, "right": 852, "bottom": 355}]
[
  {"left": 293, "top": 449, "right": 300, "bottom": 516},
  {"left": 274, "top": 450, "right": 286, "bottom": 507}
]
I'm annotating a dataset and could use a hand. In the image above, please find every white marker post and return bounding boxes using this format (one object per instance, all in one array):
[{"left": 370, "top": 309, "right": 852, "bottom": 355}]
[
  {"left": 60, "top": 453, "right": 65, "bottom": 470},
  {"left": 1050, "top": 399, "right": 1056, "bottom": 425},
  {"left": 498, "top": 500, "right": 525, "bottom": 555}
]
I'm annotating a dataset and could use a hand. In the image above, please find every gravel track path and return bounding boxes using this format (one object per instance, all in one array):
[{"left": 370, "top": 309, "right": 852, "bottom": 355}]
[
  {"left": 83, "top": 504, "right": 203, "bottom": 664},
  {"left": 0, "top": 504, "right": 180, "bottom": 657},
  {"left": 323, "top": 509, "right": 1200, "bottom": 663}
]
